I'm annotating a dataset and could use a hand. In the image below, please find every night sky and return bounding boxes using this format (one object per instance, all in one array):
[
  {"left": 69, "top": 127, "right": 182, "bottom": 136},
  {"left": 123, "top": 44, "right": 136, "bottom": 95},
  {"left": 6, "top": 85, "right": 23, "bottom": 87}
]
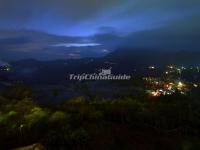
[{"left": 0, "top": 0, "right": 200, "bottom": 61}]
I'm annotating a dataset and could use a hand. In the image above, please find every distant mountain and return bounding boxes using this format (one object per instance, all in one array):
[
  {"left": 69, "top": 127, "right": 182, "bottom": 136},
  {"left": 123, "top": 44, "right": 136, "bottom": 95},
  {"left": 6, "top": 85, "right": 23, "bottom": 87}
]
[
  {"left": 104, "top": 49, "right": 200, "bottom": 66},
  {"left": 0, "top": 60, "right": 9, "bottom": 66},
  {"left": 7, "top": 49, "right": 200, "bottom": 84},
  {"left": 9, "top": 58, "right": 103, "bottom": 84}
]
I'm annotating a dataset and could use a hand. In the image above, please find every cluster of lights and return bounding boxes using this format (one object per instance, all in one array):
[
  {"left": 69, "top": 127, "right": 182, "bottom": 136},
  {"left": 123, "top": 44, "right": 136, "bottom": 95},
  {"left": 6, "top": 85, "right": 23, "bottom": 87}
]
[
  {"left": 0, "top": 66, "right": 10, "bottom": 72},
  {"left": 150, "top": 89, "right": 174, "bottom": 97},
  {"left": 145, "top": 65, "right": 200, "bottom": 97},
  {"left": 167, "top": 65, "right": 200, "bottom": 74},
  {"left": 165, "top": 65, "right": 184, "bottom": 75},
  {"left": 147, "top": 80, "right": 191, "bottom": 97},
  {"left": 148, "top": 65, "right": 200, "bottom": 73}
]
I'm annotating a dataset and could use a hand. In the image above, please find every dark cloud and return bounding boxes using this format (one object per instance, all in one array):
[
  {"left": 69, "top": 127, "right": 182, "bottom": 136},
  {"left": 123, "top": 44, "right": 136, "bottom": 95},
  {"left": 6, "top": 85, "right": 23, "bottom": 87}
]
[
  {"left": 0, "top": 0, "right": 123, "bottom": 22},
  {"left": 0, "top": 0, "right": 199, "bottom": 35},
  {"left": 0, "top": 0, "right": 200, "bottom": 60},
  {"left": 92, "top": 15, "right": 200, "bottom": 50}
]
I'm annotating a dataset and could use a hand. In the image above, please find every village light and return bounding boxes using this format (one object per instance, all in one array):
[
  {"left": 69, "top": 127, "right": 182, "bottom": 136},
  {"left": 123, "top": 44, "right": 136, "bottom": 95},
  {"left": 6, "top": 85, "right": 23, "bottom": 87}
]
[
  {"left": 151, "top": 91, "right": 161, "bottom": 97},
  {"left": 178, "top": 82, "right": 183, "bottom": 87},
  {"left": 193, "top": 84, "right": 198, "bottom": 88}
]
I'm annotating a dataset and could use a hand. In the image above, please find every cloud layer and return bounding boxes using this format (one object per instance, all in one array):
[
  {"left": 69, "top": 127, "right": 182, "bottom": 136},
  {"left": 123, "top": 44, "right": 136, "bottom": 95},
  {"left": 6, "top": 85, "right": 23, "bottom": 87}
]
[
  {"left": 0, "top": 0, "right": 200, "bottom": 61},
  {"left": 0, "top": 0, "right": 199, "bottom": 36}
]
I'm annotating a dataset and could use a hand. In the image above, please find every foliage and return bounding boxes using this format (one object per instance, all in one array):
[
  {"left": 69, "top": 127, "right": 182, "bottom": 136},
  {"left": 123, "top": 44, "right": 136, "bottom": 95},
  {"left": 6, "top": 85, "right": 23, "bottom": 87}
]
[{"left": 1, "top": 87, "right": 200, "bottom": 150}]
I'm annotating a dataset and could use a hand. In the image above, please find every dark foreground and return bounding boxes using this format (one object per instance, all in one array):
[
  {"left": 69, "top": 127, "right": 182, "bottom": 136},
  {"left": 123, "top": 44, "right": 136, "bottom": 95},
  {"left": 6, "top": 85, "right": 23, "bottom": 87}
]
[{"left": 0, "top": 85, "right": 200, "bottom": 150}]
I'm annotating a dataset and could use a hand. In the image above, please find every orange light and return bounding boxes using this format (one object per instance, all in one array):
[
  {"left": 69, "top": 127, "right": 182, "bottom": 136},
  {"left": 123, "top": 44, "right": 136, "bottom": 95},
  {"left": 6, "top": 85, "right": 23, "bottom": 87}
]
[{"left": 151, "top": 91, "right": 161, "bottom": 97}]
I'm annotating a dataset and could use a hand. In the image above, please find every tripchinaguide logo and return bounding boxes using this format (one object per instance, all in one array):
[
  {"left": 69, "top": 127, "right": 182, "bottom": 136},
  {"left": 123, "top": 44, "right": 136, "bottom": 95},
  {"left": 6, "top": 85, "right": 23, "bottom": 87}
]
[{"left": 69, "top": 67, "right": 131, "bottom": 81}]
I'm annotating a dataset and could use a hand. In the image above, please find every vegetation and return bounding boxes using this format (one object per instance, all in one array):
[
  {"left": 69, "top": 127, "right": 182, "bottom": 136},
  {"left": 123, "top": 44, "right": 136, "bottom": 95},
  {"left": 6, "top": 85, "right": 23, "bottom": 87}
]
[{"left": 0, "top": 85, "right": 200, "bottom": 150}]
